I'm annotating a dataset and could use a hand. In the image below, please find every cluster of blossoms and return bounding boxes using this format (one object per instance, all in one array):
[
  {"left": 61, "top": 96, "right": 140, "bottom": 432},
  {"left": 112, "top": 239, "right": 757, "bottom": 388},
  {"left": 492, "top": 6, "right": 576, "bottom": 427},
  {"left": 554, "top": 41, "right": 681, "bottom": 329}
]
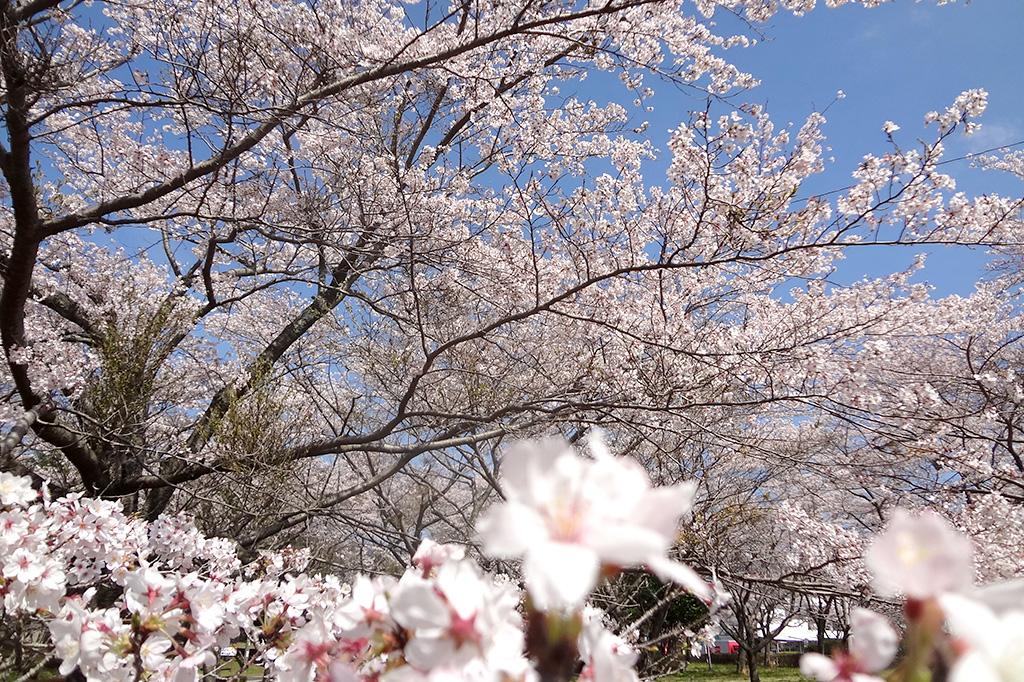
[
  {"left": 5, "top": 436, "right": 1024, "bottom": 682},
  {"left": 800, "top": 509, "right": 1024, "bottom": 682},
  {"left": 0, "top": 437, "right": 714, "bottom": 681}
]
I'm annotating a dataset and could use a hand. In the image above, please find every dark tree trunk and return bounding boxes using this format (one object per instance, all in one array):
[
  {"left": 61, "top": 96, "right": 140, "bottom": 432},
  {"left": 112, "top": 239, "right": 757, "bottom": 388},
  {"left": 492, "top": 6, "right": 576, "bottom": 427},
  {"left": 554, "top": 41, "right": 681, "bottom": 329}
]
[{"left": 747, "top": 649, "right": 761, "bottom": 682}]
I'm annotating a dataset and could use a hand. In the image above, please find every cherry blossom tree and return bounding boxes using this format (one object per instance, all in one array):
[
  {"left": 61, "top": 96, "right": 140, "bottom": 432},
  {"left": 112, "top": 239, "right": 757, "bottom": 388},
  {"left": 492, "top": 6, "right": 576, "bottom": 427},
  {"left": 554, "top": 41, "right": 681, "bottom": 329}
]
[
  {"left": 1, "top": 0, "right": 1021, "bottom": 548},
  {"left": 2, "top": 0, "right": 1024, "bottom": 679}
]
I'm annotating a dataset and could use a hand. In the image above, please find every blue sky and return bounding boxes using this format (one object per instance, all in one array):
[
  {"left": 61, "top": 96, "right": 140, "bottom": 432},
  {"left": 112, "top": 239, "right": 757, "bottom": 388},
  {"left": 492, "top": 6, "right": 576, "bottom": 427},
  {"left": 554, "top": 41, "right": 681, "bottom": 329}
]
[
  {"left": 642, "top": 0, "right": 1024, "bottom": 297},
  {"left": 75, "top": 1, "right": 1023, "bottom": 301}
]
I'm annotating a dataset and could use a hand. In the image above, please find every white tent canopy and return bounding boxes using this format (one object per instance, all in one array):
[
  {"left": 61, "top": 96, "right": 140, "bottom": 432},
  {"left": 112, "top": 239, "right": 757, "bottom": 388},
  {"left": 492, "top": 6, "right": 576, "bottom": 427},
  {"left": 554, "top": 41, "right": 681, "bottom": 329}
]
[{"left": 772, "top": 619, "right": 842, "bottom": 643}]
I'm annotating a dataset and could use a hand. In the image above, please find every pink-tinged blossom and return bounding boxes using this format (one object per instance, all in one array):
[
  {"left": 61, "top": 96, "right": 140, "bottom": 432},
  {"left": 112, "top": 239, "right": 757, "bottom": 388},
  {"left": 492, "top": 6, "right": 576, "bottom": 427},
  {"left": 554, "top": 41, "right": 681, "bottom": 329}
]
[
  {"left": 476, "top": 434, "right": 708, "bottom": 610},
  {"left": 389, "top": 555, "right": 526, "bottom": 673},
  {"left": 800, "top": 655, "right": 876, "bottom": 682},
  {"left": 275, "top": 619, "right": 336, "bottom": 682},
  {"left": 137, "top": 635, "right": 174, "bottom": 671},
  {"left": 48, "top": 596, "right": 92, "bottom": 676},
  {"left": 48, "top": 602, "right": 134, "bottom": 680},
  {"left": 184, "top": 579, "right": 228, "bottom": 633},
  {"left": 0, "top": 509, "right": 29, "bottom": 545},
  {"left": 865, "top": 509, "right": 974, "bottom": 599},
  {"left": 578, "top": 608, "right": 639, "bottom": 682},
  {"left": 411, "top": 539, "right": 465, "bottom": 577},
  {"left": 123, "top": 565, "right": 177, "bottom": 618},
  {"left": 799, "top": 608, "right": 896, "bottom": 682},
  {"left": 3, "top": 547, "right": 44, "bottom": 584},
  {"left": 848, "top": 609, "right": 898, "bottom": 673},
  {"left": 940, "top": 594, "right": 1024, "bottom": 682},
  {"left": 327, "top": 660, "right": 360, "bottom": 682},
  {"left": 10, "top": 561, "right": 67, "bottom": 614},
  {"left": 334, "top": 575, "right": 394, "bottom": 636},
  {"left": 972, "top": 579, "right": 1024, "bottom": 615}
]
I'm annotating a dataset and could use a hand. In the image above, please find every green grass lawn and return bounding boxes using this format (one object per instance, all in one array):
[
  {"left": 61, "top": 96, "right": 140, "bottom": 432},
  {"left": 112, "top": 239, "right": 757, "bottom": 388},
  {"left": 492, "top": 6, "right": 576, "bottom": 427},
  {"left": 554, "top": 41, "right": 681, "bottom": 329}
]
[{"left": 661, "top": 663, "right": 807, "bottom": 682}]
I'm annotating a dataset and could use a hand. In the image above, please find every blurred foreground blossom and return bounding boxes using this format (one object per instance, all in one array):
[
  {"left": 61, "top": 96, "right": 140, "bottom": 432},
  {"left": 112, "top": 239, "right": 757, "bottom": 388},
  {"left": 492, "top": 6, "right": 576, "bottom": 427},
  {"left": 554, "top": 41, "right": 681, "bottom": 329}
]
[
  {"left": 972, "top": 579, "right": 1024, "bottom": 615},
  {"left": 476, "top": 434, "right": 709, "bottom": 610},
  {"left": 865, "top": 509, "right": 974, "bottom": 600},
  {"left": 0, "top": 471, "right": 36, "bottom": 506},
  {"left": 799, "top": 608, "right": 897, "bottom": 682},
  {"left": 940, "top": 594, "right": 1024, "bottom": 682}
]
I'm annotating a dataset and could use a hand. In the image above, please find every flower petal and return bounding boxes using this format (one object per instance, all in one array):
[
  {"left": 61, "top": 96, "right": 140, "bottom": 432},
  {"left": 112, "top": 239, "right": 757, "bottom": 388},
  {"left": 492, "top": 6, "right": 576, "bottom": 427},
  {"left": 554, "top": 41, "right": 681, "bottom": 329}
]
[
  {"left": 646, "top": 556, "right": 711, "bottom": 602},
  {"left": 849, "top": 608, "right": 898, "bottom": 673},
  {"left": 586, "top": 524, "right": 667, "bottom": 566},
  {"left": 403, "top": 635, "right": 459, "bottom": 671},
  {"left": 949, "top": 651, "right": 1003, "bottom": 682},
  {"left": 389, "top": 577, "right": 450, "bottom": 631},
  {"left": 972, "top": 578, "right": 1024, "bottom": 615},
  {"left": 523, "top": 542, "right": 600, "bottom": 611},
  {"left": 940, "top": 594, "right": 1000, "bottom": 656},
  {"left": 476, "top": 502, "right": 548, "bottom": 558},
  {"left": 631, "top": 483, "right": 697, "bottom": 539},
  {"left": 799, "top": 653, "right": 838, "bottom": 681}
]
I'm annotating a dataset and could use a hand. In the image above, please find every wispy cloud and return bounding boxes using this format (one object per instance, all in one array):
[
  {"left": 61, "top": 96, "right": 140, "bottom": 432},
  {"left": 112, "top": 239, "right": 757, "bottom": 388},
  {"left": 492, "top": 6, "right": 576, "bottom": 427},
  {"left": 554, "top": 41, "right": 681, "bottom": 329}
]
[{"left": 965, "top": 121, "right": 1024, "bottom": 153}]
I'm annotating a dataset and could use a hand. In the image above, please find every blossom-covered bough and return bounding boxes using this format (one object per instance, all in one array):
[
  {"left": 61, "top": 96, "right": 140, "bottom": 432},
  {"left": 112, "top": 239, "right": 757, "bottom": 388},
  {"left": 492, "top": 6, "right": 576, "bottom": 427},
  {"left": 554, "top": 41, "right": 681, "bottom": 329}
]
[{"left": 1, "top": 0, "right": 1022, "bottom": 564}]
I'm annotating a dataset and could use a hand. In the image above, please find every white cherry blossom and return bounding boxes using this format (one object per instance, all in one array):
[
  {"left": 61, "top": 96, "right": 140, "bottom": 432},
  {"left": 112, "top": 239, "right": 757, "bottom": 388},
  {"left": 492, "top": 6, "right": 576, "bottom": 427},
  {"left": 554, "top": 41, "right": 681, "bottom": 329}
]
[
  {"left": 477, "top": 435, "right": 708, "bottom": 610},
  {"left": 940, "top": 594, "right": 1024, "bottom": 682},
  {"left": 799, "top": 609, "right": 896, "bottom": 682},
  {"left": 865, "top": 509, "right": 974, "bottom": 600},
  {"left": 0, "top": 472, "right": 36, "bottom": 506},
  {"left": 578, "top": 608, "right": 639, "bottom": 682}
]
